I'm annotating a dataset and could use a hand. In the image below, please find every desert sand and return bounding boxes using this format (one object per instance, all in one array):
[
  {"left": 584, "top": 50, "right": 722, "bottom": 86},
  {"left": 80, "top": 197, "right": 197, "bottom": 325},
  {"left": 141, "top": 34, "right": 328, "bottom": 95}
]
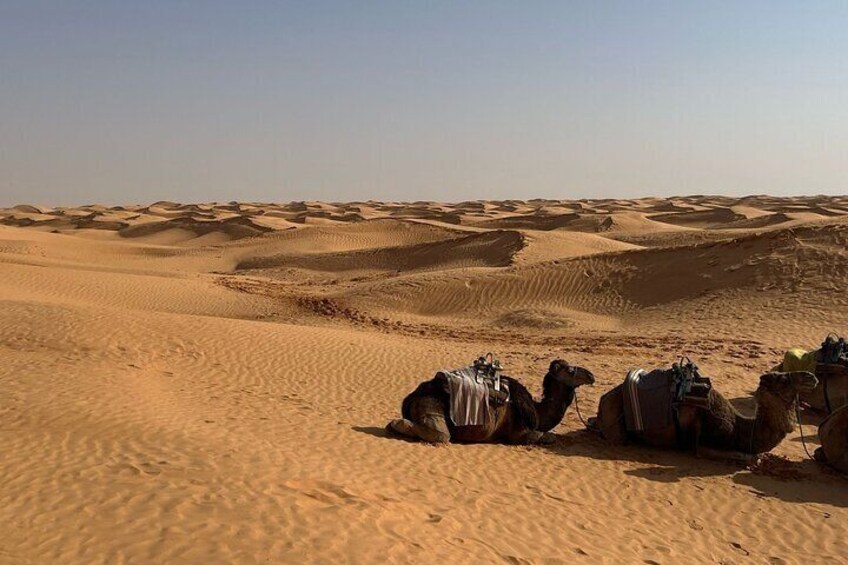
[{"left": 2, "top": 196, "right": 848, "bottom": 563}]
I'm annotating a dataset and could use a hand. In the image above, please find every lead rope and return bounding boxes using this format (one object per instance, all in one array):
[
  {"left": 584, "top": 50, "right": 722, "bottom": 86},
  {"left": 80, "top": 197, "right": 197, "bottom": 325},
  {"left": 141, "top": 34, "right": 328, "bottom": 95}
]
[
  {"left": 572, "top": 389, "right": 626, "bottom": 434},
  {"left": 796, "top": 394, "right": 816, "bottom": 461},
  {"left": 573, "top": 389, "right": 590, "bottom": 428}
]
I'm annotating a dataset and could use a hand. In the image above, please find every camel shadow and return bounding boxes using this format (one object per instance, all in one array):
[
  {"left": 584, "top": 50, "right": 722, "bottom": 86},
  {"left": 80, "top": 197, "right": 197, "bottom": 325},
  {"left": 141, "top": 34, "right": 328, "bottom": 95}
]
[
  {"left": 351, "top": 425, "right": 419, "bottom": 443},
  {"left": 542, "top": 428, "right": 733, "bottom": 481},
  {"left": 544, "top": 427, "right": 848, "bottom": 506},
  {"left": 732, "top": 464, "right": 848, "bottom": 507}
]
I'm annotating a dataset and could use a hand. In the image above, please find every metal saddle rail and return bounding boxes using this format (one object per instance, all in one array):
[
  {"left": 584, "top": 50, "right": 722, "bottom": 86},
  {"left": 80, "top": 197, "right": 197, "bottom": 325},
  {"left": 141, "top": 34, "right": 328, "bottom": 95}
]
[
  {"left": 672, "top": 358, "right": 712, "bottom": 411},
  {"left": 472, "top": 353, "right": 510, "bottom": 405}
]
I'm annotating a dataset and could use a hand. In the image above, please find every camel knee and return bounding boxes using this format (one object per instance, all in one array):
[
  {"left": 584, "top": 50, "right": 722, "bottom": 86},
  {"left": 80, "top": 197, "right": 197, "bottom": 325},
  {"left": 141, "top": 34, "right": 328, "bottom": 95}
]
[
  {"left": 522, "top": 431, "right": 555, "bottom": 445},
  {"left": 387, "top": 418, "right": 416, "bottom": 438},
  {"left": 418, "top": 427, "right": 450, "bottom": 443},
  {"left": 419, "top": 415, "right": 450, "bottom": 443},
  {"left": 388, "top": 418, "right": 449, "bottom": 443}
]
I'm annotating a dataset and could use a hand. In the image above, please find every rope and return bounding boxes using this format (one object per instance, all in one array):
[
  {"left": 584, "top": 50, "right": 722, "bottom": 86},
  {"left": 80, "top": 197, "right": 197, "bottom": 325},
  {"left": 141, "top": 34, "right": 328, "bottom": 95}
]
[
  {"left": 572, "top": 389, "right": 590, "bottom": 428},
  {"left": 796, "top": 394, "right": 817, "bottom": 461},
  {"left": 572, "top": 389, "right": 625, "bottom": 434}
]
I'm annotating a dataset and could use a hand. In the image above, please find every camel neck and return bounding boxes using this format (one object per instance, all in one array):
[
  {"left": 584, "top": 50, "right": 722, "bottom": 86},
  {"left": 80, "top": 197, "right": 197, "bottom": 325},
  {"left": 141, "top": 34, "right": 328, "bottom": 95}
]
[
  {"left": 734, "top": 393, "right": 795, "bottom": 454},
  {"left": 535, "top": 384, "right": 575, "bottom": 433}
]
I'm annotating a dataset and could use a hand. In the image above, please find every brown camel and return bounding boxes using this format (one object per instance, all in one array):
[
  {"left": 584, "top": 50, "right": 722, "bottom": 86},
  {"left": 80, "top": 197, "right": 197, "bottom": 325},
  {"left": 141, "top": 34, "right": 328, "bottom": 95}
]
[
  {"left": 387, "top": 359, "right": 595, "bottom": 444},
  {"left": 803, "top": 364, "right": 848, "bottom": 413},
  {"left": 815, "top": 404, "right": 848, "bottom": 473},
  {"left": 592, "top": 370, "right": 818, "bottom": 461},
  {"left": 774, "top": 354, "right": 848, "bottom": 413}
]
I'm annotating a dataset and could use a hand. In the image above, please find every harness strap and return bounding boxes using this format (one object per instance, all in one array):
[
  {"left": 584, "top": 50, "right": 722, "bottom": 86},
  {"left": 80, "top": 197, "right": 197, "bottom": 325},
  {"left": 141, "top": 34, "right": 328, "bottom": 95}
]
[
  {"left": 823, "top": 370, "right": 833, "bottom": 414},
  {"left": 672, "top": 406, "right": 685, "bottom": 449},
  {"left": 796, "top": 395, "right": 816, "bottom": 461}
]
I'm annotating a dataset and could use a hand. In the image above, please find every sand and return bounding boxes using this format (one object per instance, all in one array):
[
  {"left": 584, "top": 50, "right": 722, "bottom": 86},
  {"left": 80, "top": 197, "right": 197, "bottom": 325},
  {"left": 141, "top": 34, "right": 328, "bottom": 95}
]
[{"left": 2, "top": 196, "right": 848, "bottom": 563}]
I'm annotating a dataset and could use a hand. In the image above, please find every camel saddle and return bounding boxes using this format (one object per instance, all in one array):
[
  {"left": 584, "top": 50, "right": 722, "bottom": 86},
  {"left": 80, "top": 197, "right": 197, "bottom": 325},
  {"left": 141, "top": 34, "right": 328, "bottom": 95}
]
[
  {"left": 820, "top": 334, "right": 848, "bottom": 365},
  {"left": 784, "top": 334, "right": 848, "bottom": 413},
  {"left": 623, "top": 361, "right": 712, "bottom": 433},
  {"left": 435, "top": 354, "right": 510, "bottom": 427}
]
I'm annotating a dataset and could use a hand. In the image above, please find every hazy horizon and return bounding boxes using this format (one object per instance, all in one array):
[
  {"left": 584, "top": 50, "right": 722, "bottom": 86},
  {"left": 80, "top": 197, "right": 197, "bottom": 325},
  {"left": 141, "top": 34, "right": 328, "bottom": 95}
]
[
  {"left": 3, "top": 1, "right": 847, "bottom": 206},
  {"left": 8, "top": 193, "right": 848, "bottom": 210}
]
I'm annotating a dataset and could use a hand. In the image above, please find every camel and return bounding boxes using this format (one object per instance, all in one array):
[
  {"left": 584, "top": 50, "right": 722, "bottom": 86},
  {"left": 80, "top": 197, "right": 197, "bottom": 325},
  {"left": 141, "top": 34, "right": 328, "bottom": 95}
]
[
  {"left": 774, "top": 349, "right": 848, "bottom": 413},
  {"left": 592, "top": 370, "right": 818, "bottom": 461},
  {"left": 802, "top": 364, "right": 848, "bottom": 413},
  {"left": 387, "top": 359, "right": 595, "bottom": 444},
  {"left": 814, "top": 404, "right": 848, "bottom": 473}
]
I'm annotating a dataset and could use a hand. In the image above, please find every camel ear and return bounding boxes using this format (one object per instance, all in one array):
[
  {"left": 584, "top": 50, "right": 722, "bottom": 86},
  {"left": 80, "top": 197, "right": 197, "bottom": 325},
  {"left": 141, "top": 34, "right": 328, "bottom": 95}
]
[{"left": 549, "top": 360, "right": 562, "bottom": 373}]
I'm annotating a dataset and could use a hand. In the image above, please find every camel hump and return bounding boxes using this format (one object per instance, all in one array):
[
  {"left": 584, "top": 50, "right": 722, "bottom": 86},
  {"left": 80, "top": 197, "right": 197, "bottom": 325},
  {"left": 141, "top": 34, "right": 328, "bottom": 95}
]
[{"left": 500, "top": 376, "right": 538, "bottom": 431}]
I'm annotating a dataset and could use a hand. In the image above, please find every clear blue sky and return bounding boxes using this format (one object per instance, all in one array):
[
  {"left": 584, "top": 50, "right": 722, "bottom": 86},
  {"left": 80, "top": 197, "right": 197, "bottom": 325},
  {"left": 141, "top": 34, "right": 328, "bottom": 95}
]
[{"left": 2, "top": 1, "right": 847, "bottom": 205}]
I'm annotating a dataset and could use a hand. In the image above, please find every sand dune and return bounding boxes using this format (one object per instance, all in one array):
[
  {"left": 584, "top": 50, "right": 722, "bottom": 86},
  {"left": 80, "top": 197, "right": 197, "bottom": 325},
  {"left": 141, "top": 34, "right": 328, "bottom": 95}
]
[
  {"left": 2, "top": 195, "right": 848, "bottom": 563},
  {"left": 237, "top": 230, "right": 524, "bottom": 276},
  {"left": 119, "top": 215, "right": 273, "bottom": 242},
  {"left": 650, "top": 207, "right": 749, "bottom": 228}
]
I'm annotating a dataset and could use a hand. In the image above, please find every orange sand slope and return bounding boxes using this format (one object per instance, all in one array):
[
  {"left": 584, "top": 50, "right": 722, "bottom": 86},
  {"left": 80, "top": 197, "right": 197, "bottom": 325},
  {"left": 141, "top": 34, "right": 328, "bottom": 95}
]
[{"left": 2, "top": 196, "right": 848, "bottom": 563}]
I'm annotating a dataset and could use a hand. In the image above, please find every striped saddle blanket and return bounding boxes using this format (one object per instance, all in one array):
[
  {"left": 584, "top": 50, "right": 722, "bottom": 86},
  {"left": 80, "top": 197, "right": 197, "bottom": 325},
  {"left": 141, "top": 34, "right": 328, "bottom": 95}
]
[{"left": 437, "top": 365, "right": 510, "bottom": 427}]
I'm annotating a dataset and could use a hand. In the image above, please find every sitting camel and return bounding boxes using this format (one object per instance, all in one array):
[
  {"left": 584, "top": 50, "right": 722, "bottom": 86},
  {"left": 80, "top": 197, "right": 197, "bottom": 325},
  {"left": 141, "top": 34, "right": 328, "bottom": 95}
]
[
  {"left": 815, "top": 404, "right": 848, "bottom": 473},
  {"left": 775, "top": 348, "right": 848, "bottom": 413},
  {"left": 592, "top": 370, "right": 818, "bottom": 461},
  {"left": 387, "top": 359, "right": 595, "bottom": 444}
]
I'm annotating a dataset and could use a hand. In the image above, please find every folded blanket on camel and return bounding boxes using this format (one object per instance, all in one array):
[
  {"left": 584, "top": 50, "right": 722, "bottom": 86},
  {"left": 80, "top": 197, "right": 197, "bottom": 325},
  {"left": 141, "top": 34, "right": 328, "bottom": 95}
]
[
  {"left": 783, "top": 348, "right": 818, "bottom": 373},
  {"left": 623, "top": 368, "right": 675, "bottom": 433},
  {"left": 438, "top": 366, "right": 491, "bottom": 427}
]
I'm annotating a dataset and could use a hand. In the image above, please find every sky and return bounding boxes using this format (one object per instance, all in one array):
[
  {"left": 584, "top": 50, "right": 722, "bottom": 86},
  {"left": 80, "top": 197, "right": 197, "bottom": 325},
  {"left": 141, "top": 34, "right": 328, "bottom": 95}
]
[{"left": 1, "top": 1, "right": 847, "bottom": 205}]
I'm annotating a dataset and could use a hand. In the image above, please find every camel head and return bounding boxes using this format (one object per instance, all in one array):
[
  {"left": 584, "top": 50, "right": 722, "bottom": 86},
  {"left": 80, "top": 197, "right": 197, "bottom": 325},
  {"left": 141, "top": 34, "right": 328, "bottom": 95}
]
[
  {"left": 758, "top": 371, "right": 819, "bottom": 405},
  {"left": 545, "top": 359, "right": 595, "bottom": 390},
  {"left": 754, "top": 371, "right": 819, "bottom": 436}
]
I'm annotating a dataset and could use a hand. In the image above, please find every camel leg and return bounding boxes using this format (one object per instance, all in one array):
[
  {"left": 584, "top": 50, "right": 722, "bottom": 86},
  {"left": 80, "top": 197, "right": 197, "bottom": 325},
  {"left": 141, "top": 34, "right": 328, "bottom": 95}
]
[
  {"left": 387, "top": 396, "right": 450, "bottom": 444},
  {"left": 387, "top": 418, "right": 450, "bottom": 443},
  {"left": 693, "top": 412, "right": 751, "bottom": 464},
  {"left": 526, "top": 431, "right": 557, "bottom": 445},
  {"left": 502, "top": 425, "right": 557, "bottom": 445}
]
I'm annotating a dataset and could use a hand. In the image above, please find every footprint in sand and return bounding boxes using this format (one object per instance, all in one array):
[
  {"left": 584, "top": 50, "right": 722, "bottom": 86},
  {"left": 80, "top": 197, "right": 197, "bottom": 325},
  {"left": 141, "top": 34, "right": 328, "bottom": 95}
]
[
  {"left": 427, "top": 513, "right": 442, "bottom": 523},
  {"left": 729, "top": 542, "right": 750, "bottom": 556},
  {"left": 687, "top": 519, "right": 704, "bottom": 531}
]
